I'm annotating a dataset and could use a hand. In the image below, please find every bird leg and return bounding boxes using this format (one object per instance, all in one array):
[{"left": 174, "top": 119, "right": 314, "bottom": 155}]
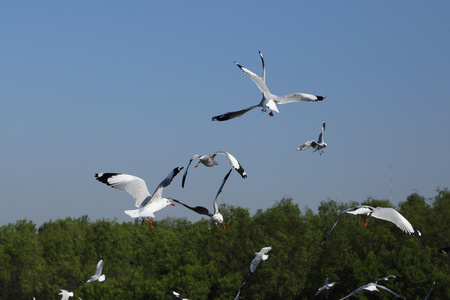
[
  {"left": 147, "top": 217, "right": 152, "bottom": 229},
  {"left": 215, "top": 223, "right": 222, "bottom": 232},
  {"left": 365, "top": 215, "right": 369, "bottom": 227},
  {"left": 356, "top": 215, "right": 359, "bottom": 225},
  {"left": 141, "top": 218, "right": 145, "bottom": 226},
  {"left": 194, "top": 161, "right": 201, "bottom": 168},
  {"left": 269, "top": 111, "right": 274, "bottom": 117}
]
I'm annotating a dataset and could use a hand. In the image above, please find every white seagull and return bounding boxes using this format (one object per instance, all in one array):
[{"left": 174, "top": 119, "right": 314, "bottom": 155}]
[
  {"left": 212, "top": 51, "right": 325, "bottom": 121},
  {"left": 58, "top": 290, "right": 73, "bottom": 300},
  {"left": 321, "top": 205, "right": 421, "bottom": 245},
  {"left": 297, "top": 120, "right": 327, "bottom": 155},
  {"left": 95, "top": 167, "right": 183, "bottom": 228},
  {"left": 172, "top": 291, "right": 188, "bottom": 300},
  {"left": 87, "top": 256, "right": 106, "bottom": 283},
  {"left": 340, "top": 276, "right": 405, "bottom": 300},
  {"left": 315, "top": 277, "right": 338, "bottom": 296},
  {"left": 173, "top": 169, "right": 231, "bottom": 231},
  {"left": 182, "top": 150, "right": 247, "bottom": 188},
  {"left": 250, "top": 246, "right": 272, "bottom": 274}
]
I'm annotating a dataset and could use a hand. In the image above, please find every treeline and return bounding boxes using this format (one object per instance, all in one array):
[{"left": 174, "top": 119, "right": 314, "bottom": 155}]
[{"left": 0, "top": 189, "right": 449, "bottom": 299}]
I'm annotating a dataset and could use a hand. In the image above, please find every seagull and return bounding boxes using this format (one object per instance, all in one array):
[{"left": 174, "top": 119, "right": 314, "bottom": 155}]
[
  {"left": 173, "top": 169, "right": 232, "bottom": 231},
  {"left": 339, "top": 276, "right": 405, "bottom": 300},
  {"left": 95, "top": 167, "right": 183, "bottom": 228},
  {"left": 321, "top": 205, "right": 421, "bottom": 245},
  {"left": 235, "top": 246, "right": 272, "bottom": 299},
  {"left": 172, "top": 291, "right": 188, "bottom": 300},
  {"left": 212, "top": 51, "right": 325, "bottom": 121},
  {"left": 87, "top": 256, "right": 106, "bottom": 283},
  {"left": 250, "top": 246, "right": 272, "bottom": 274},
  {"left": 297, "top": 120, "right": 327, "bottom": 155},
  {"left": 315, "top": 277, "right": 338, "bottom": 296},
  {"left": 58, "top": 290, "right": 73, "bottom": 300},
  {"left": 182, "top": 150, "right": 247, "bottom": 188},
  {"left": 439, "top": 245, "right": 450, "bottom": 253}
]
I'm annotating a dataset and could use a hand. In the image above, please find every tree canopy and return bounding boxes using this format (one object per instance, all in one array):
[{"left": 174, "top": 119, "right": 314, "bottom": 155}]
[{"left": 0, "top": 189, "right": 449, "bottom": 299}]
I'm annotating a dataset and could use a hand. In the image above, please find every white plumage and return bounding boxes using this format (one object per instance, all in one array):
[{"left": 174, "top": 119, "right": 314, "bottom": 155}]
[
  {"left": 250, "top": 246, "right": 272, "bottom": 274},
  {"left": 95, "top": 167, "right": 183, "bottom": 228},
  {"left": 297, "top": 120, "right": 327, "bottom": 154},
  {"left": 182, "top": 150, "right": 246, "bottom": 188},
  {"left": 212, "top": 51, "right": 324, "bottom": 121},
  {"left": 87, "top": 256, "right": 106, "bottom": 283},
  {"left": 321, "top": 205, "right": 421, "bottom": 245}
]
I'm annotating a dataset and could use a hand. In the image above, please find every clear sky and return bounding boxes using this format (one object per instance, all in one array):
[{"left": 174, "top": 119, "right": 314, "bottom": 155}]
[{"left": 1, "top": 1, "right": 449, "bottom": 227}]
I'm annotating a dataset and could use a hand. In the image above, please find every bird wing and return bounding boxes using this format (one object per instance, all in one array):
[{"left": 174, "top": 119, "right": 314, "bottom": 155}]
[
  {"left": 375, "top": 274, "right": 396, "bottom": 284},
  {"left": 95, "top": 173, "right": 151, "bottom": 207},
  {"left": 234, "top": 51, "right": 268, "bottom": 94},
  {"left": 213, "top": 168, "right": 232, "bottom": 214},
  {"left": 212, "top": 105, "right": 259, "bottom": 121},
  {"left": 339, "top": 284, "right": 371, "bottom": 300},
  {"left": 318, "top": 121, "right": 326, "bottom": 143},
  {"left": 214, "top": 151, "right": 247, "bottom": 178},
  {"left": 371, "top": 207, "right": 417, "bottom": 235},
  {"left": 182, "top": 155, "right": 201, "bottom": 188},
  {"left": 321, "top": 207, "right": 357, "bottom": 245},
  {"left": 95, "top": 258, "right": 104, "bottom": 277},
  {"left": 149, "top": 167, "right": 183, "bottom": 204},
  {"left": 274, "top": 93, "right": 325, "bottom": 104},
  {"left": 297, "top": 140, "right": 318, "bottom": 151},
  {"left": 375, "top": 284, "right": 406, "bottom": 299},
  {"left": 172, "top": 199, "right": 212, "bottom": 217}
]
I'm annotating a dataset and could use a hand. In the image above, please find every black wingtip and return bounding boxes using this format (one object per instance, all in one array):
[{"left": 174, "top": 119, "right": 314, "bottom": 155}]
[
  {"left": 212, "top": 114, "right": 230, "bottom": 121},
  {"left": 317, "top": 96, "right": 326, "bottom": 101}
]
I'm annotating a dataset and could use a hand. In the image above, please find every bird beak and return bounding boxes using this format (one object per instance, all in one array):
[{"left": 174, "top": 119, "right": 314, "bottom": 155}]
[
  {"left": 215, "top": 223, "right": 222, "bottom": 232},
  {"left": 222, "top": 222, "right": 226, "bottom": 230},
  {"left": 170, "top": 203, "right": 175, "bottom": 206}
]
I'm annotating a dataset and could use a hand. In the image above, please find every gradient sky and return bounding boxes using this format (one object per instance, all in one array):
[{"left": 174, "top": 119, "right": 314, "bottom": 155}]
[{"left": 1, "top": 1, "right": 449, "bottom": 227}]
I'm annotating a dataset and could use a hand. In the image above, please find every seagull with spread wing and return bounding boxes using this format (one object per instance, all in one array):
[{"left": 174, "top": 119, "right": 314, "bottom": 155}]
[
  {"left": 212, "top": 51, "right": 324, "bottom": 121},
  {"left": 315, "top": 277, "right": 338, "bottom": 297},
  {"left": 173, "top": 169, "right": 232, "bottom": 231},
  {"left": 340, "top": 275, "right": 405, "bottom": 300},
  {"left": 95, "top": 167, "right": 183, "bottom": 228},
  {"left": 297, "top": 120, "right": 327, "bottom": 155},
  {"left": 321, "top": 205, "right": 421, "bottom": 245},
  {"left": 59, "top": 290, "right": 73, "bottom": 300},
  {"left": 87, "top": 256, "right": 106, "bottom": 283},
  {"left": 182, "top": 150, "right": 246, "bottom": 188}
]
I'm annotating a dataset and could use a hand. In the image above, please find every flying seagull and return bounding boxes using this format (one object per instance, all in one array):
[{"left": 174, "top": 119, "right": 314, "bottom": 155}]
[
  {"left": 315, "top": 277, "right": 338, "bottom": 297},
  {"left": 59, "top": 290, "right": 74, "bottom": 300},
  {"left": 95, "top": 167, "right": 183, "bottom": 228},
  {"left": 235, "top": 246, "right": 273, "bottom": 299},
  {"left": 172, "top": 291, "right": 188, "bottom": 300},
  {"left": 250, "top": 246, "right": 272, "bottom": 274},
  {"left": 182, "top": 150, "right": 246, "bottom": 188},
  {"left": 173, "top": 169, "right": 232, "bottom": 231},
  {"left": 439, "top": 245, "right": 450, "bottom": 253},
  {"left": 297, "top": 120, "right": 327, "bottom": 155},
  {"left": 339, "top": 276, "right": 405, "bottom": 300},
  {"left": 87, "top": 256, "right": 106, "bottom": 283},
  {"left": 212, "top": 51, "right": 324, "bottom": 121},
  {"left": 321, "top": 205, "right": 421, "bottom": 245}
]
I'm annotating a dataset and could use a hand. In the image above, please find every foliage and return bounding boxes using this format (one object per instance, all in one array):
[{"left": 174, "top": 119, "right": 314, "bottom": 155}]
[{"left": 0, "top": 190, "right": 449, "bottom": 299}]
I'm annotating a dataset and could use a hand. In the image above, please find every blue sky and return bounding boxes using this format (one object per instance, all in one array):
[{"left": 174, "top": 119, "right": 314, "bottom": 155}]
[{"left": 1, "top": 1, "right": 449, "bottom": 227}]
